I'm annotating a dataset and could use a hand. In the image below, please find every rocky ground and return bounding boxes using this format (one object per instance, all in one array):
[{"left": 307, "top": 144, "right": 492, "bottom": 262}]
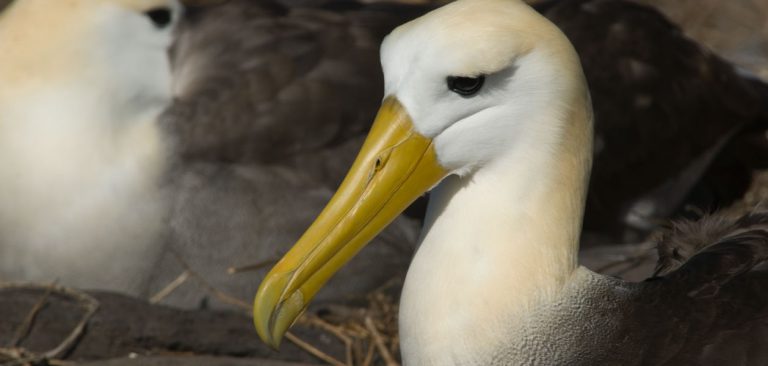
[{"left": 0, "top": 282, "right": 401, "bottom": 365}]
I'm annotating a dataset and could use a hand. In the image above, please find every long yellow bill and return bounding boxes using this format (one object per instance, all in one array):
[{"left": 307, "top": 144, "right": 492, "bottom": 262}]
[{"left": 253, "top": 97, "right": 448, "bottom": 347}]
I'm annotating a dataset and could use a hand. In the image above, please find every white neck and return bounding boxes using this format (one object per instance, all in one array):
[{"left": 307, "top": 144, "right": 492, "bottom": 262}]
[{"left": 399, "top": 96, "right": 592, "bottom": 365}]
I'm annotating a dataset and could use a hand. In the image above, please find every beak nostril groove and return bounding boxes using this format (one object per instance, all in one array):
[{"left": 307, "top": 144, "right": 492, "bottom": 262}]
[{"left": 375, "top": 151, "right": 391, "bottom": 173}]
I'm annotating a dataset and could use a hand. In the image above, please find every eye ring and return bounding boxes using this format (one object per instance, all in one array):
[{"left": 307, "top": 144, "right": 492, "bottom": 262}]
[
  {"left": 144, "top": 7, "right": 173, "bottom": 29},
  {"left": 447, "top": 75, "right": 485, "bottom": 96}
]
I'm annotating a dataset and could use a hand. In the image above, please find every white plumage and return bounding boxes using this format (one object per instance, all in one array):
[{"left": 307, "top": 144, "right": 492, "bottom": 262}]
[{"left": 0, "top": 0, "right": 180, "bottom": 295}]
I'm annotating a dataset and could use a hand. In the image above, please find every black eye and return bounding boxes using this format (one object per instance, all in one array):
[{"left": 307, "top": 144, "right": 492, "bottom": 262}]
[
  {"left": 145, "top": 7, "right": 173, "bottom": 29},
  {"left": 447, "top": 75, "right": 485, "bottom": 96}
]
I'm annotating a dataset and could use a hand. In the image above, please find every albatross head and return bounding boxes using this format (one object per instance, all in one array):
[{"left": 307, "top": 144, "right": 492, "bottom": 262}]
[
  {"left": 381, "top": 0, "right": 588, "bottom": 176},
  {"left": 254, "top": 0, "right": 592, "bottom": 348},
  {"left": 0, "top": 0, "right": 182, "bottom": 116}
]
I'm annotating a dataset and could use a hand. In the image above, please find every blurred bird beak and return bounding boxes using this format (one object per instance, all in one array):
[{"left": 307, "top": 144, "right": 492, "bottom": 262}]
[{"left": 253, "top": 97, "right": 448, "bottom": 347}]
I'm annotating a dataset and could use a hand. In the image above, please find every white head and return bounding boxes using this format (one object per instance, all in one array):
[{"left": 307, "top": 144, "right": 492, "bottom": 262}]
[
  {"left": 381, "top": 0, "right": 590, "bottom": 176},
  {"left": 0, "top": 0, "right": 182, "bottom": 118}
]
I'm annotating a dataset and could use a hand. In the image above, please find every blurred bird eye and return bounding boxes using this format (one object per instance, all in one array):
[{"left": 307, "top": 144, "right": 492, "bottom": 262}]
[
  {"left": 447, "top": 75, "right": 485, "bottom": 96},
  {"left": 144, "top": 7, "right": 173, "bottom": 29}
]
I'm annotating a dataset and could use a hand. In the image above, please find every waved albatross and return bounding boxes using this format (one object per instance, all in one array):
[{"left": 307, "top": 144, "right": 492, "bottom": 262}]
[
  {"left": 166, "top": 0, "right": 768, "bottom": 245},
  {"left": 0, "top": 0, "right": 180, "bottom": 295},
  {"left": 253, "top": 0, "right": 768, "bottom": 364}
]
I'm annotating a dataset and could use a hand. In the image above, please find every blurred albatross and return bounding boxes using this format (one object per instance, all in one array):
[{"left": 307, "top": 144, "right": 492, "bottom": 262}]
[
  {"left": 254, "top": 0, "right": 768, "bottom": 364},
  {"left": 0, "top": 0, "right": 180, "bottom": 294}
]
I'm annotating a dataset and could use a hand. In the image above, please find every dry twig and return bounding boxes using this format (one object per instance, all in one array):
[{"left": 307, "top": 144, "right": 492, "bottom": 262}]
[
  {"left": 364, "top": 316, "right": 399, "bottom": 366},
  {"left": 169, "top": 250, "right": 250, "bottom": 311},
  {"left": 10, "top": 282, "right": 56, "bottom": 347},
  {"left": 227, "top": 258, "right": 279, "bottom": 275},
  {"left": 0, "top": 283, "right": 100, "bottom": 366},
  {"left": 362, "top": 341, "right": 376, "bottom": 366},
  {"left": 285, "top": 332, "right": 346, "bottom": 366},
  {"left": 301, "top": 315, "right": 354, "bottom": 365},
  {"left": 149, "top": 270, "right": 191, "bottom": 304}
]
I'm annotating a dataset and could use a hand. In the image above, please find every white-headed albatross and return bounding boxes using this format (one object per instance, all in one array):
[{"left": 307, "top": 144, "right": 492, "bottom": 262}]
[
  {"left": 0, "top": 0, "right": 181, "bottom": 295},
  {"left": 166, "top": 0, "right": 768, "bottom": 246},
  {"left": 253, "top": 0, "right": 768, "bottom": 364}
]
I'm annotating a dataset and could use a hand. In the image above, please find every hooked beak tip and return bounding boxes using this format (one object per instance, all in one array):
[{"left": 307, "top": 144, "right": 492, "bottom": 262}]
[{"left": 254, "top": 273, "right": 307, "bottom": 349}]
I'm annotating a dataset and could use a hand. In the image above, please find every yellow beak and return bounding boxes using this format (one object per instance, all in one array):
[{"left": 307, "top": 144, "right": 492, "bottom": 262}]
[{"left": 253, "top": 97, "right": 448, "bottom": 347}]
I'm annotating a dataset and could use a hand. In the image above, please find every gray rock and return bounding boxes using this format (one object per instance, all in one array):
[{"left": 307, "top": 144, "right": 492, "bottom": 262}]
[{"left": 0, "top": 287, "right": 336, "bottom": 363}]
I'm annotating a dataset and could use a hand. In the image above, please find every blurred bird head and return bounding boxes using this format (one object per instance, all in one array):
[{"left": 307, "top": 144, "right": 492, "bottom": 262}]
[{"left": 0, "top": 0, "right": 182, "bottom": 119}]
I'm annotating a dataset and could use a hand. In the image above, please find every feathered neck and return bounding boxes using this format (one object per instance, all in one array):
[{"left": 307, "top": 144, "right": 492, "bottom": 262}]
[{"left": 398, "top": 87, "right": 593, "bottom": 365}]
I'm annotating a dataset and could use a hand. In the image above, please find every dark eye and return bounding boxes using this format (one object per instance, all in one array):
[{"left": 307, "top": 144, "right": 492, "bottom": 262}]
[
  {"left": 447, "top": 75, "right": 485, "bottom": 96},
  {"left": 145, "top": 7, "right": 173, "bottom": 29}
]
